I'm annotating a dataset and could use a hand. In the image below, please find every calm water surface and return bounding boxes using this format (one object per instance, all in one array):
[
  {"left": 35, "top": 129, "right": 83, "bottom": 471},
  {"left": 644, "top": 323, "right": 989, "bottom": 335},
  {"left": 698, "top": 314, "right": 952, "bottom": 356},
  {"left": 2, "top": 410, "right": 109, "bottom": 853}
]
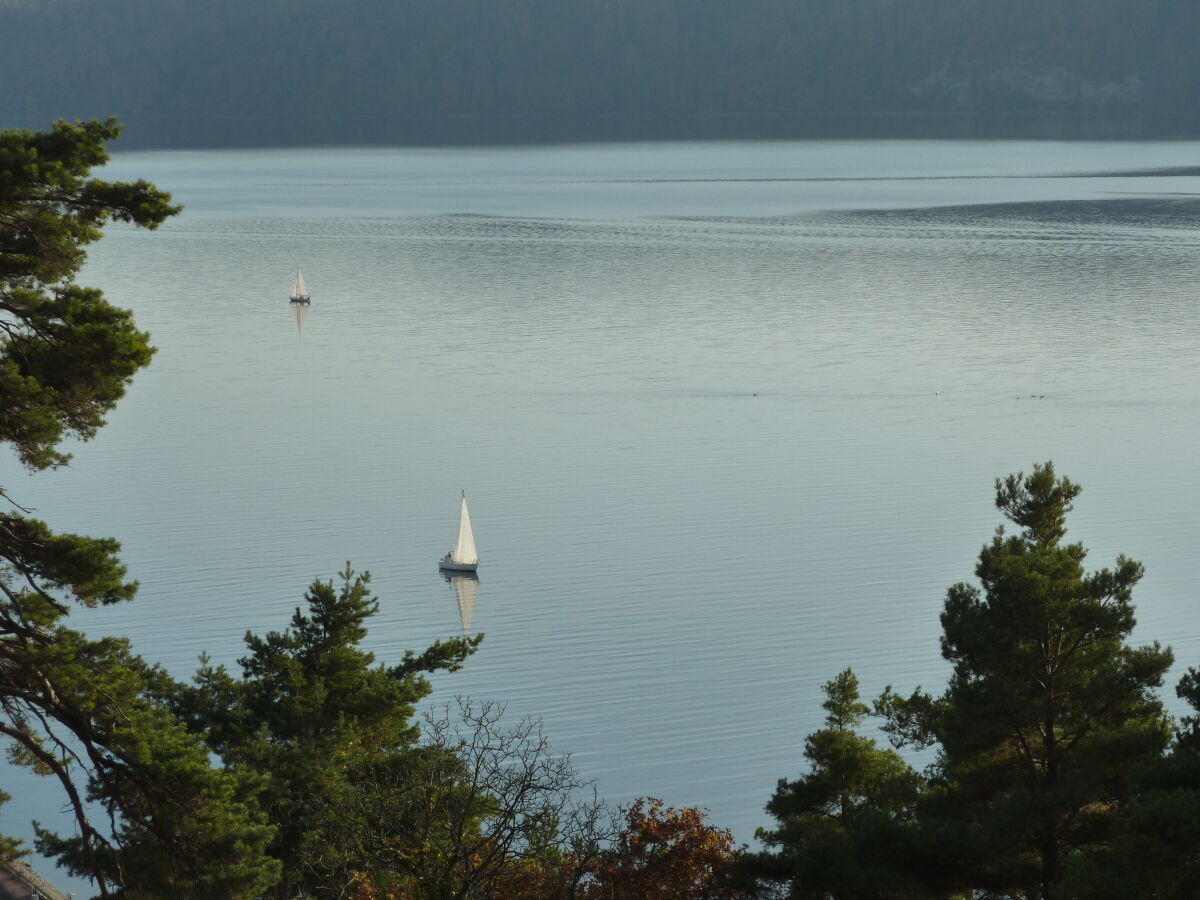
[{"left": 5, "top": 140, "right": 1200, "bottom": 879}]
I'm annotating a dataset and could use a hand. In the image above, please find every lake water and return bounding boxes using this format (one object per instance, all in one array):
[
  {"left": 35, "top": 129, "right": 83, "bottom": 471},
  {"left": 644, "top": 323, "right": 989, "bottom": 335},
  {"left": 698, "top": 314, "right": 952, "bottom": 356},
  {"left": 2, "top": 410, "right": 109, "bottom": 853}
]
[{"left": 5, "top": 139, "right": 1200, "bottom": 886}]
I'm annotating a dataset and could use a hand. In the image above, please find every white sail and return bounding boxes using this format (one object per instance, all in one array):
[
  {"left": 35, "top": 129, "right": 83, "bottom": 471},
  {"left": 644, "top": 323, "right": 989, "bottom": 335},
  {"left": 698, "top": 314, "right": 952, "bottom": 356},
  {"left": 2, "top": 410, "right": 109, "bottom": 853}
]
[
  {"left": 453, "top": 494, "right": 478, "bottom": 564},
  {"left": 292, "top": 269, "right": 308, "bottom": 299}
]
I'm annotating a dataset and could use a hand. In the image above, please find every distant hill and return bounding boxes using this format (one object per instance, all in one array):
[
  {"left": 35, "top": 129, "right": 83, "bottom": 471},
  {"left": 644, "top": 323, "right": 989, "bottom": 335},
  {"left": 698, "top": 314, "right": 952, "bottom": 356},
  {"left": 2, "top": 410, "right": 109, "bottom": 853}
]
[{"left": 2, "top": 0, "right": 1198, "bottom": 147}]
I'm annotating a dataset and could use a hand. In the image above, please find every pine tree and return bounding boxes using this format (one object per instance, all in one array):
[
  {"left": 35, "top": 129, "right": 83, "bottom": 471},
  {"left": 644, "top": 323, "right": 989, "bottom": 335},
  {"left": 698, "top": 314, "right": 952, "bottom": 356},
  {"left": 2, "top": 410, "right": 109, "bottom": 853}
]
[
  {"left": 0, "top": 119, "right": 279, "bottom": 898},
  {"left": 178, "top": 566, "right": 480, "bottom": 898},
  {"left": 879, "top": 463, "right": 1174, "bottom": 899},
  {"left": 1058, "top": 667, "right": 1200, "bottom": 899},
  {"left": 749, "top": 669, "right": 924, "bottom": 898}
]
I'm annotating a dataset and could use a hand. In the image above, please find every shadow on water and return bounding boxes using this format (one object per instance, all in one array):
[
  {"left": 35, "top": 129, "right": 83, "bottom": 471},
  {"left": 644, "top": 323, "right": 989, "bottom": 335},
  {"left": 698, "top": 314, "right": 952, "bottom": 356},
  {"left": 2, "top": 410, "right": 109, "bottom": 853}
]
[{"left": 443, "top": 571, "right": 480, "bottom": 637}]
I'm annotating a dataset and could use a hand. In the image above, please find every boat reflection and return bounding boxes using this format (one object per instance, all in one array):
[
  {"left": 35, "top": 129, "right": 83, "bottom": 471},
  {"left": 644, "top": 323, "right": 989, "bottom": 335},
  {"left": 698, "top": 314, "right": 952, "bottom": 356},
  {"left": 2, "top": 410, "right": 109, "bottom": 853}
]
[
  {"left": 442, "top": 571, "right": 479, "bottom": 636},
  {"left": 291, "top": 300, "right": 309, "bottom": 335}
]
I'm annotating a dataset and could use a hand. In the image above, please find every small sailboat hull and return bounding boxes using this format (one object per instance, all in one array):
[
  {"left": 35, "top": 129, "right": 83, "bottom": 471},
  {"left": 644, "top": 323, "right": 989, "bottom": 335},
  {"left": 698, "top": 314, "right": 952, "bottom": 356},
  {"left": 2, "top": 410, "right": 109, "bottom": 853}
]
[
  {"left": 439, "top": 556, "right": 479, "bottom": 573},
  {"left": 289, "top": 269, "right": 311, "bottom": 304}
]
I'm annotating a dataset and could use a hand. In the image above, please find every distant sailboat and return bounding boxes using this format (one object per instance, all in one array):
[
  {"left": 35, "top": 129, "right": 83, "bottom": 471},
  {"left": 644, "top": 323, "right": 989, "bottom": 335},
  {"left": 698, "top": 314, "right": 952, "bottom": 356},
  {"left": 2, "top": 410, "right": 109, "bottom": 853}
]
[
  {"left": 289, "top": 269, "right": 311, "bottom": 305},
  {"left": 439, "top": 492, "right": 479, "bottom": 572}
]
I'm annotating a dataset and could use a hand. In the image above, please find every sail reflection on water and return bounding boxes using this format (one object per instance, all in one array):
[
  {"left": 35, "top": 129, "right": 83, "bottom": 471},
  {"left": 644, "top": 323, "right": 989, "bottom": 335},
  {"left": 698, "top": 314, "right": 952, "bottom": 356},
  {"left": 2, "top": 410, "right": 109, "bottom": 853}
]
[
  {"left": 292, "top": 301, "right": 309, "bottom": 335},
  {"left": 443, "top": 571, "right": 479, "bottom": 636}
]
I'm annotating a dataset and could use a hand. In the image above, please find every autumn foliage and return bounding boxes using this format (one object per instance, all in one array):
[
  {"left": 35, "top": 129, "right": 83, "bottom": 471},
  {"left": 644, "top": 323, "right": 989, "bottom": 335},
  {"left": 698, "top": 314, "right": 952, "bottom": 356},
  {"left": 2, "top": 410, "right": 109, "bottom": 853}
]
[
  {"left": 580, "top": 797, "right": 743, "bottom": 900},
  {"left": 346, "top": 796, "right": 741, "bottom": 899}
]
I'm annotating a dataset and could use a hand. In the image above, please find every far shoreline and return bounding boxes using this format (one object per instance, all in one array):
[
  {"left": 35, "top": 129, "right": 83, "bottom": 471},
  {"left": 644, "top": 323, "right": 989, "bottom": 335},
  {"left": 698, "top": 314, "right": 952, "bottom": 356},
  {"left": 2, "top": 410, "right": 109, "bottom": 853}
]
[{"left": 6, "top": 110, "right": 1200, "bottom": 152}]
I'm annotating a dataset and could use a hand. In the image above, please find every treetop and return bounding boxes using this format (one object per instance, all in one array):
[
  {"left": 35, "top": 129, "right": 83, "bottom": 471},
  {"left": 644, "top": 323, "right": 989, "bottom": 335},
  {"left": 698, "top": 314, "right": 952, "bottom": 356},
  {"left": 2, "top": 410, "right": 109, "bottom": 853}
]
[{"left": 994, "top": 460, "right": 1081, "bottom": 547}]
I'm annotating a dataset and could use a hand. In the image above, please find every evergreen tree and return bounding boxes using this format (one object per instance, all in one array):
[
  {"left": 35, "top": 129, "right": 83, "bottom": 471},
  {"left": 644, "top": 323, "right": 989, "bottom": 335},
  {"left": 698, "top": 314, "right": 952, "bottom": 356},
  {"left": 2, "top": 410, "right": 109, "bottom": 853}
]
[
  {"left": 747, "top": 669, "right": 925, "bottom": 898},
  {"left": 0, "top": 118, "right": 279, "bottom": 898},
  {"left": 753, "top": 465, "right": 1176, "bottom": 900},
  {"left": 177, "top": 565, "right": 481, "bottom": 899},
  {"left": 0, "top": 791, "right": 25, "bottom": 864},
  {"left": 879, "top": 463, "right": 1174, "bottom": 899},
  {"left": 0, "top": 117, "right": 175, "bottom": 471},
  {"left": 1058, "top": 667, "right": 1200, "bottom": 899}
]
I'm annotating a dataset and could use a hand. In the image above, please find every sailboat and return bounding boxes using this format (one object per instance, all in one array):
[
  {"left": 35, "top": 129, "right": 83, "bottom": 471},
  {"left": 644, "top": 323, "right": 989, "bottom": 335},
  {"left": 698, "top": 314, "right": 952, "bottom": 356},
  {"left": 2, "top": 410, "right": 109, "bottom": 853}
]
[
  {"left": 439, "top": 492, "right": 479, "bottom": 572},
  {"left": 289, "top": 269, "right": 311, "bottom": 305}
]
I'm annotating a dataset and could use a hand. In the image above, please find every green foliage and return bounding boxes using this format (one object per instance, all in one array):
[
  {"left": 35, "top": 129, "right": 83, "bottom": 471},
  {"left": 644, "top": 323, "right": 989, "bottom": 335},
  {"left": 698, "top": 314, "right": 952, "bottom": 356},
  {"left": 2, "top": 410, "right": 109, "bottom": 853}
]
[
  {"left": 177, "top": 565, "right": 481, "bottom": 899},
  {"left": 0, "top": 119, "right": 281, "bottom": 899},
  {"left": 868, "top": 464, "right": 1176, "bottom": 898},
  {"left": 910, "top": 463, "right": 1174, "bottom": 898},
  {"left": 0, "top": 118, "right": 176, "bottom": 471},
  {"left": 746, "top": 669, "right": 925, "bottom": 898},
  {"left": 0, "top": 791, "right": 26, "bottom": 864},
  {"left": 0, "top": 516, "right": 137, "bottom": 608},
  {"left": 0, "top": 118, "right": 167, "bottom": 617},
  {"left": 0, "top": 611, "right": 280, "bottom": 898},
  {"left": 1174, "top": 667, "right": 1200, "bottom": 753},
  {"left": 1057, "top": 667, "right": 1200, "bottom": 899},
  {"left": 753, "top": 464, "right": 1178, "bottom": 900}
]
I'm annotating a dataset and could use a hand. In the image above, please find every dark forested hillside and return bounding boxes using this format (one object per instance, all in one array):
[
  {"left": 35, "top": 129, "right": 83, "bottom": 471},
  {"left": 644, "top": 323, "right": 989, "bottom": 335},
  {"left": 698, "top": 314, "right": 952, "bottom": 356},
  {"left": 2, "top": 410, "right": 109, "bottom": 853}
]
[{"left": 3, "top": 0, "right": 1198, "bottom": 147}]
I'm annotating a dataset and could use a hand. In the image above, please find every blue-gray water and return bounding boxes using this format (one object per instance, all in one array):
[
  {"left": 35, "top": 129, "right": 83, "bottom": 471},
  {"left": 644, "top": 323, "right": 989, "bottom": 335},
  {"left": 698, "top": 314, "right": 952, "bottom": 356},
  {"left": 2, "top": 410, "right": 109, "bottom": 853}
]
[{"left": 5, "top": 140, "right": 1200, "bottom": 888}]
